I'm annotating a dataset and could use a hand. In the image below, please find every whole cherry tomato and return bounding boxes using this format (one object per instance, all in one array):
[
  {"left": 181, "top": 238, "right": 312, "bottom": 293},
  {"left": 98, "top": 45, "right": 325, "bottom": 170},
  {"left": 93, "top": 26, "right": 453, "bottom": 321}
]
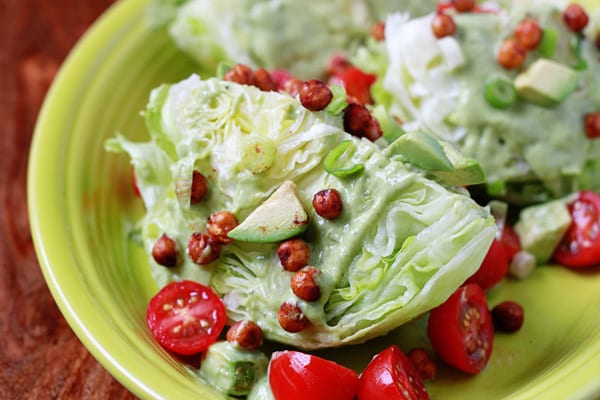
[
  {"left": 499, "top": 224, "right": 521, "bottom": 261},
  {"left": 269, "top": 351, "right": 359, "bottom": 400},
  {"left": 427, "top": 283, "right": 494, "bottom": 374},
  {"left": 553, "top": 190, "right": 600, "bottom": 268},
  {"left": 146, "top": 280, "right": 226, "bottom": 355},
  {"left": 357, "top": 345, "right": 430, "bottom": 400},
  {"left": 464, "top": 238, "right": 509, "bottom": 290}
]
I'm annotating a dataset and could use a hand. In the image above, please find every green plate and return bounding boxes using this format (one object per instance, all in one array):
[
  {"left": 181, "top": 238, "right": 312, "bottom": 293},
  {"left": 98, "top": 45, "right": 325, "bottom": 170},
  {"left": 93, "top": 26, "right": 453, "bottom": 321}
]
[{"left": 27, "top": 0, "right": 600, "bottom": 399}]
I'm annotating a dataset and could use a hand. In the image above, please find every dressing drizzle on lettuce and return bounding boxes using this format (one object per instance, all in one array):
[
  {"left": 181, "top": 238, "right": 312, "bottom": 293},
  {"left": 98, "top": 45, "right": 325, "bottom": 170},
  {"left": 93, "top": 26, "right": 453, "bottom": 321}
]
[{"left": 107, "top": 75, "right": 495, "bottom": 349}]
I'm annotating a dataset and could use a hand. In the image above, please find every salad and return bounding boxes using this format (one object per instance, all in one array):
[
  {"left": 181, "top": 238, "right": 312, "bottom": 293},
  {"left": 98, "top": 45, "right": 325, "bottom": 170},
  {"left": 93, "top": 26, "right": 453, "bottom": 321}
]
[{"left": 105, "top": 0, "right": 600, "bottom": 398}]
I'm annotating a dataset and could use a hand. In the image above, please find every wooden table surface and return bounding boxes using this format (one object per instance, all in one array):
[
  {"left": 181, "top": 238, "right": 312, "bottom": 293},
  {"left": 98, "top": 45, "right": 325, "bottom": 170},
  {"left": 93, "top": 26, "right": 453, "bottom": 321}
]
[{"left": 2, "top": 1, "right": 136, "bottom": 398}]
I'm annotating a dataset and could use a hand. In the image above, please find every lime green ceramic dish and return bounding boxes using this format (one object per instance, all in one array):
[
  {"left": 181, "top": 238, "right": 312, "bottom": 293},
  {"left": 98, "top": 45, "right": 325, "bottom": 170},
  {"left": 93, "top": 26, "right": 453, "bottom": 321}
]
[{"left": 28, "top": 0, "right": 600, "bottom": 399}]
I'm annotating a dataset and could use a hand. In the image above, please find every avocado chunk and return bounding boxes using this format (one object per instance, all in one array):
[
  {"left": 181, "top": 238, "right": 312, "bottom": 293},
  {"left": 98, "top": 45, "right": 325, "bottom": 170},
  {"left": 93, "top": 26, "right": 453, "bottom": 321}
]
[
  {"left": 514, "top": 198, "right": 573, "bottom": 265},
  {"left": 430, "top": 141, "right": 486, "bottom": 186},
  {"left": 227, "top": 181, "right": 309, "bottom": 243},
  {"left": 515, "top": 59, "right": 580, "bottom": 107},
  {"left": 385, "top": 131, "right": 453, "bottom": 171},
  {"left": 199, "top": 341, "right": 268, "bottom": 397},
  {"left": 247, "top": 375, "right": 275, "bottom": 400}
]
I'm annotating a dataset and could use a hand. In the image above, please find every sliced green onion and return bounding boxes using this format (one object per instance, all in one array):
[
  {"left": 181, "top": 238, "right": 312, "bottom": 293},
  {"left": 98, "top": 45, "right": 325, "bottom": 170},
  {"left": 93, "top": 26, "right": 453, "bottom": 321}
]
[
  {"left": 484, "top": 78, "right": 516, "bottom": 109},
  {"left": 323, "top": 140, "right": 364, "bottom": 177},
  {"left": 538, "top": 27, "right": 558, "bottom": 58},
  {"left": 242, "top": 135, "right": 277, "bottom": 174},
  {"left": 326, "top": 84, "right": 349, "bottom": 116},
  {"left": 570, "top": 33, "right": 588, "bottom": 71}
]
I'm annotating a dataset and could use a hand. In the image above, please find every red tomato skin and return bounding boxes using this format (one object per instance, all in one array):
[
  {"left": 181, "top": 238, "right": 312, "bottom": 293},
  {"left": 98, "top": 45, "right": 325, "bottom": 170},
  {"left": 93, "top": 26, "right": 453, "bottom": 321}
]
[
  {"left": 427, "top": 284, "right": 494, "bottom": 374},
  {"left": 338, "top": 67, "right": 377, "bottom": 105},
  {"left": 553, "top": 190, "right": 600, "bottom": 268},
  {"left": 500, "top": 224, "right": 521, "bottom": 261},
  {"left": 131, "top": 167, "right": 141, "bottom": 197},
  {"left": 357, "top": 345, "right": 430, "bottom": 400},
  {"left": 465, "top": 238, "right": 509, "bottom": 290},
  {"left": 146, "top": 280, "right": 226, "bottom": 355},
  {"left": 269, "top": 351, "right": 359, "bottom": 400},
  {"left": 270, "top": 69, "right": 294, "bottom": 90}
]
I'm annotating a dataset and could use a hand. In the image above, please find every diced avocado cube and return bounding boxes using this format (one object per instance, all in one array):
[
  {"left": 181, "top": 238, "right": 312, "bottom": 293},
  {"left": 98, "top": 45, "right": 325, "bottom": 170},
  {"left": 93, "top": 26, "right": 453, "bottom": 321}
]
[
  {"left": 431, "top": 141, "right": 486, "bottom": 186},
  {"left": 385, "top": 131, "right": 453, "bottom": 172},
  {"left": 514, "top": 198, "right": 572, "bottom": 264},
  {"left": 199, "top": 341, "right": 268, "bottom": 397},
  {"left": 515, "top": 59, "right": 580, "bottom": 107},
  {"left": 227, "top": 181, "right": 309, "bottom": 243}
]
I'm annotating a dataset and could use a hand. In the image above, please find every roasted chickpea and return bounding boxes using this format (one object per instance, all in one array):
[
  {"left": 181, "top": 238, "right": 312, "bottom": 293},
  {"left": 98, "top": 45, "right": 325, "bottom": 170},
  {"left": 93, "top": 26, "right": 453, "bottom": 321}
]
[
  {"left": 206, "top": 210, "right": 238, "bottom": 244},
  {"left": 290, "top": 266, "right": 321, "bottom": 302},
  {"left": 514, "top": 19, "right": 542, "bottom": 50},
  {"left": 491, "top": 300, "right": 524, "bottom": 332},
  {"left": 313, "top": 189, "right": 343, "bottom": 220},
  {"left": 585, "top": 112, "right": 600, "bottom": 138},
  {"left": 277, "top": 238, "right": 311, "bottom": 272},
  {"left": 253, "top": 68, "right": 277, "bottom": 92},
  {"left": 407, "top": 348, "right": 437, "bottom": 381},
  {"left": 562, "top": 3, "right": 589, "bottom": 33},
  {"left": 496, "top": 39, "right": 527, "bottom": 70},
  {"left": 152, "top": 234, "right": 178, "bottom": 267},
  {"left": 451, "top": 0, "right": 476, "bottom": 12},
  {"left": 371, "top": 21, "right": 385, "bottom": 41},
  {"left": 299, "top": 80, "right": 333, "bottom": 111},
  {"left": 190, "top": 170, "right": 208, "bottom": 204},
  {"left": 226, "top": 320, "right": 263, "bottom": 350},
  {"left": 224, "top": 63, "right": 255, "bottom": 85},
  {"left": 277, "top": 302, "right": 308, "bottom": 333},
  {"left": 431, "top": 13, "right": 456, "bottom": 38},
  {"left": 596, "top": 31, "right": 600, "bottom": 52},
  {"left": 187, "top": 232, "right": 221, "bottom": 265},
  {"left": 343, "top": 103, "right": 383, "bottom": 142}
]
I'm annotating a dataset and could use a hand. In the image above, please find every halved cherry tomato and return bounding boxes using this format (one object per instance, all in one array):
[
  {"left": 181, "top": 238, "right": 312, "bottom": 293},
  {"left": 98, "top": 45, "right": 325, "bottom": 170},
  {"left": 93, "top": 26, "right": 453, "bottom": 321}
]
[
  {"left": 146, "top": 280, "right": 226, "bottom": 355},
  {"left": 337, "top": 66, "right": 377, "bottom": 105},
  {"left": 553, "top": 190, "right": 600, "bottom": 268},
  {"left": 464, "top": 238, "right": 509, "bottom": 290},
  {"left": 357, "top": 345, "right": 430, "bottom": 400},
  {"left": 269, "top": 351, "right": 359, "bottom": 400},
  {"left": 500, "top": 224, "right": 521, "bottom": 261},
  {"left": 427, "top": 283, "right": 494, "bottom": 374}
]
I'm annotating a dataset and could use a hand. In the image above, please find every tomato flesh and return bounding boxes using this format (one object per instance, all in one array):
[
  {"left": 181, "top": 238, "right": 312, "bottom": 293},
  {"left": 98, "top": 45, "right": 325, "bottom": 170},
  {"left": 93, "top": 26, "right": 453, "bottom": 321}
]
[
  {"left": 357, "top": 345, "right": 429, "bottom": 400},
  {"left": 146, "top": 280, "right": 226, "bottom": 355},
  {"left": 269, "top": 351, "right": 359, "bottom": 400},
  {"left": 465, "top": 238, "right": 509, "bottom": 290},
  {"left": 427, "top": 284, "right": 494, "bottom": 374},
  {"left": 338, "top": 66, "right": 377, "bottom": 105},
  {"left": 553, "top": 190, "right": 600, "bottom": 268}
]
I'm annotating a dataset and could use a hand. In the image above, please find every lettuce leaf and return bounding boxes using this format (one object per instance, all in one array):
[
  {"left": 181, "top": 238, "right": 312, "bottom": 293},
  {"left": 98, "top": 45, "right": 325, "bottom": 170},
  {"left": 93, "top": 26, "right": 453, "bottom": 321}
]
[{"left": 109, "top": 75, "right": 495, "bottom": 349}]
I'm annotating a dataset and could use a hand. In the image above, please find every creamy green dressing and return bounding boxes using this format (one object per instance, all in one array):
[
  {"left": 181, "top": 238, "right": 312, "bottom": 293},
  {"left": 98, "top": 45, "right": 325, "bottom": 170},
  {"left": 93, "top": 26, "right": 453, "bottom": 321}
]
[{"left": 376, "top": 2, "right": 600, "bottom": 204}]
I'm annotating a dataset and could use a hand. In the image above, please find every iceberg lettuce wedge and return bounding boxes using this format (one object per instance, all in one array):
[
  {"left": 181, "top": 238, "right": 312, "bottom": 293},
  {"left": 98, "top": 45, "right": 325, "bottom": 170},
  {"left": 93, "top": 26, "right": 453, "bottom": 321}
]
[{"left": 108, "top": 75, "right": 495, "bottom": 349}]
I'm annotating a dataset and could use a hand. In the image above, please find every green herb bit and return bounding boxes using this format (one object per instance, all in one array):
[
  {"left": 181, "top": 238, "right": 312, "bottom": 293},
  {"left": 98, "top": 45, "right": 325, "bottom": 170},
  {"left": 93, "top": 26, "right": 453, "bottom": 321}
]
[
  {"left": 570, "top": 33, "right": 588, "bottom": 71},
  {"left": 484, "top": 78, "right": 516, "bottom": 109},
  {"left": 538, "top": 27, "right": 558, "bottom": 58},
  {"left": 323, "top": 140, "right": 364, "bottom": 177}
]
